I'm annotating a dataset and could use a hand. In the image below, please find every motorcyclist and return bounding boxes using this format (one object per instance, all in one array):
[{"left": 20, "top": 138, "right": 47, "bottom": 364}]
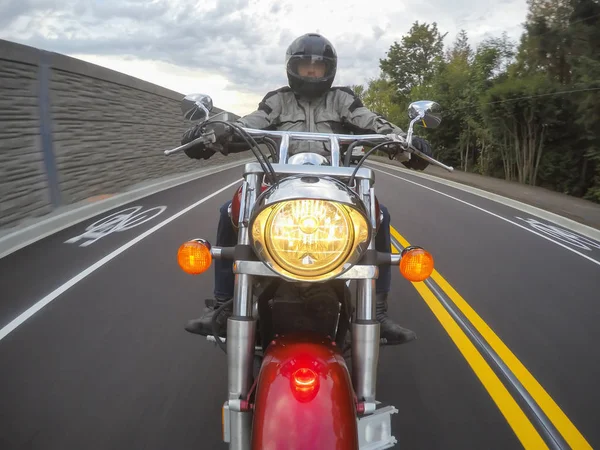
[{"left": 180, "top": 33, "right": 433, "bottom": 345}]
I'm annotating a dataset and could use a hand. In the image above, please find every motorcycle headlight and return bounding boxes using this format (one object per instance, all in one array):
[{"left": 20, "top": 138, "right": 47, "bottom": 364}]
[{"left": 251, "top": 198, "right": 370, "bottom": 281}]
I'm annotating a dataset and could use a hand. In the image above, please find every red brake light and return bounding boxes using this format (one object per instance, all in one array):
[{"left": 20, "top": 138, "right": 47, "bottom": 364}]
[{"left": 293, "top": 368, "right": 318, "bottom": 392}]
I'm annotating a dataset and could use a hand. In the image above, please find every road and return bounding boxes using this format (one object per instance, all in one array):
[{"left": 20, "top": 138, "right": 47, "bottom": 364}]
[{"left": 0, "top": 161, "right": 598, "bottom": 449}]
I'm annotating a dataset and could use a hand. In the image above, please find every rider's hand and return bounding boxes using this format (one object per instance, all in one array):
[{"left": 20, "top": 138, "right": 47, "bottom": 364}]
[
  {"left": 403, "top": 136, "right": 433, "bottom": 171},
  {"left": 184, "top": 143, "right": 215, "bottom": 160},
  {"left": 181, "top": 122, "right": 233, "bottom": 160}
]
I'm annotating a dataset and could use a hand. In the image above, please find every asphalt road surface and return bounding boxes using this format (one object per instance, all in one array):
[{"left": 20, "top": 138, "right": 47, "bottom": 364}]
[{"left": 1, "top": 161, "right": 598, "bottom": 450}]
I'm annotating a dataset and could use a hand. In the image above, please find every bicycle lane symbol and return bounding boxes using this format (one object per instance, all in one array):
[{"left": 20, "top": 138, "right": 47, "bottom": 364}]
[
  {"left": 515, "top": 216, "right": 600, "bottom": 252},
  {"left": 65, "top": 206, "right": 167, "bottom": 247}
]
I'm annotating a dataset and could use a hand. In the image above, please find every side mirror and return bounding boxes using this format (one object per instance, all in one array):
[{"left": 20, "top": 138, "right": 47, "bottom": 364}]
[
  {"left": 408, "top": 101, "right": 442, "bottom": 129},
  {"left": 181, "top": 93, "right": 214, "bottom": 122}
]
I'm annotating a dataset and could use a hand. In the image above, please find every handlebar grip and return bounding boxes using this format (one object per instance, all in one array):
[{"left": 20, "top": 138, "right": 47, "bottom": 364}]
[{"left": 407, "top": 144, "right": 454, "bottom": 172}]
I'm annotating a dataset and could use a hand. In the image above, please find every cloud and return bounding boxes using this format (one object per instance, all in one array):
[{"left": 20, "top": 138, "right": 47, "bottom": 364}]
[{"left": 0, "top": 0, "right": 529, "bottom": 114}]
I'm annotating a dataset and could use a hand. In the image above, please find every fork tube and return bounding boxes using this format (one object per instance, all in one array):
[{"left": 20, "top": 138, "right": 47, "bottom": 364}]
[
  {"left": 352, "top": 178, "right": 380, "bottom": 404},
  {"left": 227, "top": 173, "right": 259, "bottom": 449},
  {"left": 233, "top": 174, "right": 258, "bottom": 317},
  {"left": 330, "top": 137, "right": 341, "bottom": 167},
  {"left": 278, "top": 134, "right": 289, "bottom": 164}
]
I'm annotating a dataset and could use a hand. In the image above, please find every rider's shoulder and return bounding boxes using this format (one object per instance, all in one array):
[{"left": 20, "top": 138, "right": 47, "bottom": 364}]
[
  {"left": 262, "top": 86, "right": 294, "bottom": 102},
  {"left": 329, "top": 86, "right": 360, "bottom": 99},
  {"left": 328, "top": 86, "right": 364, "bottom": 112}
]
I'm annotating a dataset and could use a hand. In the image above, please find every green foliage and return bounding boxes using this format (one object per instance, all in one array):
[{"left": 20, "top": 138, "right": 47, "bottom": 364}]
[
  {"left": 355, "top": 0, "right": 600, "bottom": 202},
  {"left": 379, "top": 22, "right": 447, "bottom": 95}
]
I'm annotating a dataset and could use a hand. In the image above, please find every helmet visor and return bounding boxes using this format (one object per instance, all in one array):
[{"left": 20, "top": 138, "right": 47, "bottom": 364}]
[{"left": 286, "top": 54, "right": 336, "bottom": 81}]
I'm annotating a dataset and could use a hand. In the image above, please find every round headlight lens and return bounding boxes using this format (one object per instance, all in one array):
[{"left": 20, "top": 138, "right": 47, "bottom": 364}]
[
  {"left": 267, "top": 200, "right": 352, "bottom": 277},
  {"left": 252, "top": 199, "right": 370, "bottom": 280}
]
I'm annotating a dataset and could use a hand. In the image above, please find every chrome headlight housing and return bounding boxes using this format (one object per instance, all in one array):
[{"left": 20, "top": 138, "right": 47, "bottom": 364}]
[{"left": 250, "top": 176, "right": 371, "bottom": 282}]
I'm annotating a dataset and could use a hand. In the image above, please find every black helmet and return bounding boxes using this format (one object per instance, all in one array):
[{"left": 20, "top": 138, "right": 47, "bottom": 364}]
[{"left": 286, "top": 33, "right": 337, "bottom": 98}]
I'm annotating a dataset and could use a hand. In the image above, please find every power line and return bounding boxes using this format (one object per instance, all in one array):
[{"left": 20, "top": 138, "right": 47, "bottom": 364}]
[
  {"left": 523, "top": 12, "right": 600, "bottom": 40},
  {"left": 441, "top": 84, "right": 600, "bottom": 115}
]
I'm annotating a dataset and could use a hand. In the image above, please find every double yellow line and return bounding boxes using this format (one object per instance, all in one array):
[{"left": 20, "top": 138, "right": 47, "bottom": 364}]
[{"left": 389, "top": 225, "right": 591, "bottom": 450}]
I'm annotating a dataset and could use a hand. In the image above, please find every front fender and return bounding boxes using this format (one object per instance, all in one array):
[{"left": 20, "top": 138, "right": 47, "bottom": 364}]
[{"left": 251, "top": 333, "right": 358, "bottom": 450}]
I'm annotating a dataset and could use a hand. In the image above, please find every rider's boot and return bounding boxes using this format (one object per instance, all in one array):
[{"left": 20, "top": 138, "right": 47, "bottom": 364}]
[
  {"left": 185, "top": 296, "right": 233, "bottom": 337},
  {"left": 376, "top": 292, "right": 416, "bottom": 345}
]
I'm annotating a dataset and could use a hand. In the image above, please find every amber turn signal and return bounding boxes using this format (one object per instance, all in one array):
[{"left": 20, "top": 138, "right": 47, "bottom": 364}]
[
  {"left": 177, "top": 240, "right": 212, "bottom": 275},
  {"left": 400, "top": 246, "right": 434, "bottom": 282}
]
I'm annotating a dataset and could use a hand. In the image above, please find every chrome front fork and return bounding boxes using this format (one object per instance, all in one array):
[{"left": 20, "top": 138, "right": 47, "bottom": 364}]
[
  {"left": 224, "top": 175, "right": 381, "bottom": 449},
  {"left": 352, "top": 179, "right": 380, "bottom": 411},
  {"left": 225, "top": 174, "right": 259, "bottom": 450}
]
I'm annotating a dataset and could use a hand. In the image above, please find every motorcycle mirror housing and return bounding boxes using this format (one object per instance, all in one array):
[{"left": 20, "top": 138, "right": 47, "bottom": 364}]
[
  {"left": 407, "top": 100, "right": 442, "bottom": 129},
  {"left": 181, "top": 93, "right": 214, "bottom": 122}
]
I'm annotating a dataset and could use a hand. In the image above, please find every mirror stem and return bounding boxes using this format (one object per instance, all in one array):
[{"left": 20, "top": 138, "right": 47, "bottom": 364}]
[{"left": 406, "top": 114, "right": 423, "bottom": 146}]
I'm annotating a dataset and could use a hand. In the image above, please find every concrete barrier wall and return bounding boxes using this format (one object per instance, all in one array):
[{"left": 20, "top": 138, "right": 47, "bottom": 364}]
[{"left": 0, "top": 39, "right": 240, "bottom": 232}]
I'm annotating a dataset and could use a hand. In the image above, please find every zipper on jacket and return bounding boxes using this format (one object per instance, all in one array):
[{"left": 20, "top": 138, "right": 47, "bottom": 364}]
[{"left": 307, "top": 99, "right": 313, "bottom": 133}]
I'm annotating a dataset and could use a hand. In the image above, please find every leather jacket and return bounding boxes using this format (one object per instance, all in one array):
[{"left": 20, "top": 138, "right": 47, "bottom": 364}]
[{"left": 233, "top": 86, "right": 406, "bottom": 157}]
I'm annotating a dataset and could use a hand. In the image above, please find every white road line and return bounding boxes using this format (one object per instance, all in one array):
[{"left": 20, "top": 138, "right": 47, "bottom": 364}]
[
  {"left": 368, "top": 159, "right": 600, "bottom": 242},
  {"left": 0, "top": 179, "right": 241, "bottom": 342},
  {"left": 0, "top": 159, "right": 251, "bottom": 260},
  {"left": 373, "top": 167, "right": 600, "bottom": 268}
]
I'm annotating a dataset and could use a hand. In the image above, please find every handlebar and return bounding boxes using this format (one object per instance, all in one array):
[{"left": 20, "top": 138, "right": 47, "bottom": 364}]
[{"left": 164, "top": 126, "right": 454, "bottom": 172}]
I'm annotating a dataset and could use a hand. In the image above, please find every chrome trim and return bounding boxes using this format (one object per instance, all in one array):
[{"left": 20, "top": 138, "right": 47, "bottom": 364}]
[
  {"left": 369, "top": 186, "right": 377, "bottom": 231},
  {"left": 229, "top": 410, "right": 252, "bottom": 450},
  {"left": 207, "top": 336, "right": 263, "bottom": 353},
  {"left": 356, "top": 179, "right": 377, "bottom": 321},
  {"left": 357, "top": 406, "right": 398, "bottom": 448},
  {"left": 243, "top": 163, "right": 375, "bottom": 183},
  {"left": 356, "top": 280, "right": 376, "bottom": 321},
  {"left": 227, "top": 318, "right": 256, "bottom": 397},
  {"left": 237, "top": 181, "right": 248, "bottom": 229},
  {"left": 234, "top": 261, "right": 378, "bottom": 280},
  {"left": 211, "top": 247, "right": 401, "bottom": 265},
  {"left": 227, "top": 318, "right": 256, "bottom": 450},
  {"left": 279, "top": 133, "right": 290, "bottom": 164},
  {"left": 181, "top": 93, "right": 213, "bottom": 121},
  {"left": 234, "top": 174, "right": 258, "bottom": 317},
  {"left": 408, "top": 100, "right": 442, "bottom": 129},
  {"left": 240, "top": 128, "right": 392, "bottom": 143},
  {"left": 248, "top": 176, "right": 372, "bottom": 282},
  {"left": 352, "top": 323, "right": 380, "bottom": 404},
  {"left": 406, "top": 115, "right": 420, "bottom": 147},
  {"left": 287, "top": 152, "right": 330, "bottom": 166},
  {"left": 330, "top": 137, "right": 341, "bottom": 167},
  {"left": 254, "top": 176, "right": 368, "bottom": 212},
  {"left": 233, "top": 274, "right": 253, "bottom": 317},
  {"left": 353, "top": 177, "right": 380, "bottom": 406},
  {"left": 227, "top": 173, "right": 258, "bottom": 449},
  {"left": 339, "top": 266, "right": 378, "bottom": 280}
]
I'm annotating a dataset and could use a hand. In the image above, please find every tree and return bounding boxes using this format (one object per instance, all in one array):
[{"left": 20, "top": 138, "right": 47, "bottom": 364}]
[
  {"left": 447, "top": 29, "right": 473, "bottom": 63},
  {"left": 379, "top": 22, "right": 447, "bottom": 95},
  {"left": 351, "top": 84, "right": 365, "bottom": 101},
  {"left": 362, "top": 2, "right": 599, "bottom": 203},
  {"left": 361, "top": 77, "right": 407, "bottom": 128},
  {"left": 481, "top": 75, "right": 559, "bottom": 185},
  {"left": 569, "top": 0, "right": 600, "bottom": 200}
]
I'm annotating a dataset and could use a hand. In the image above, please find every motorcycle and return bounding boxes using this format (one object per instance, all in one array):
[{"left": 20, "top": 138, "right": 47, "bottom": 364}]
[{"left": 165, "top": 93, "right": 453, "bottom": 449}]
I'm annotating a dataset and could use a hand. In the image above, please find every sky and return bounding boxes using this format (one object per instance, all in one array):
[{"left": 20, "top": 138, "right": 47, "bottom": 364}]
[{"left": 1, "top": 0, "right": 529, "bottom": 115}]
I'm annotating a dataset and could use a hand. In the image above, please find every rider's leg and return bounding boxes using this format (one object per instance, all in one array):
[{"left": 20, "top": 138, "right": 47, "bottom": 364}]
[
  {"left": 185, "top": 201, "right": 235, "bottom": 336},
  {"left": 374, "top": 204, "right": 416, "bottom": 344}
]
